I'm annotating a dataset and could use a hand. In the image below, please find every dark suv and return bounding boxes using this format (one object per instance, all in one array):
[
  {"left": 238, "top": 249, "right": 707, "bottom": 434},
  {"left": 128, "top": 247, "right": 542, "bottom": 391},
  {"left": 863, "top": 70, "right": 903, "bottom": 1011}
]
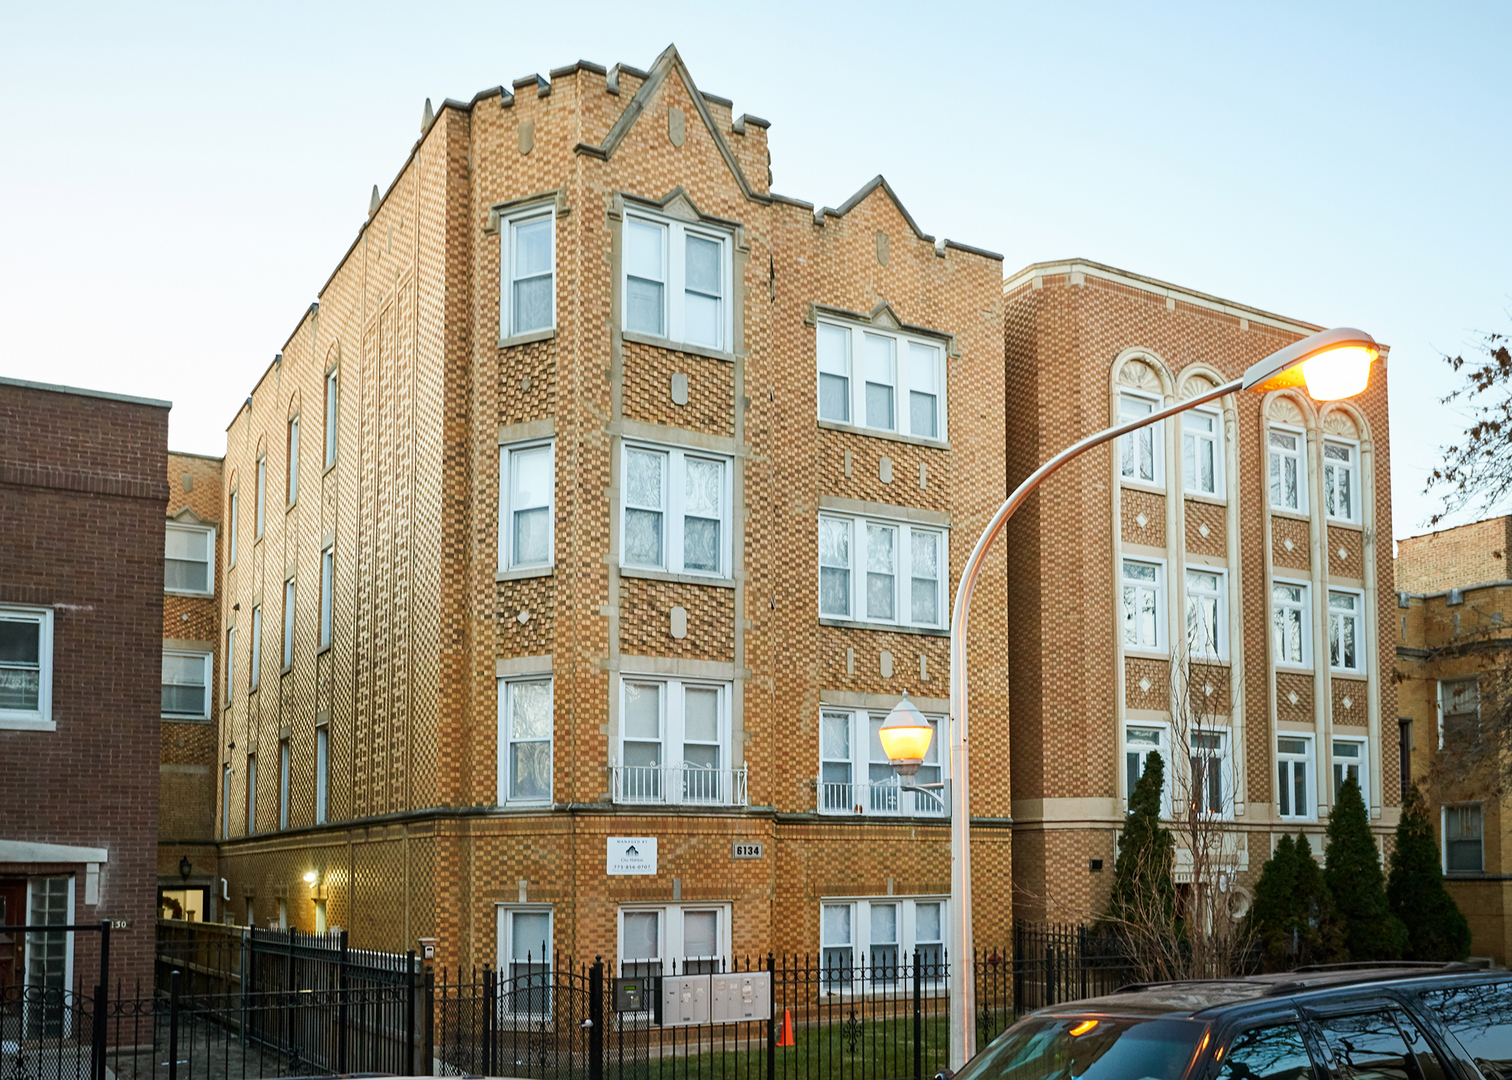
[{"left": 952, "top": 964, "right": 1512, "bottom": 1080}]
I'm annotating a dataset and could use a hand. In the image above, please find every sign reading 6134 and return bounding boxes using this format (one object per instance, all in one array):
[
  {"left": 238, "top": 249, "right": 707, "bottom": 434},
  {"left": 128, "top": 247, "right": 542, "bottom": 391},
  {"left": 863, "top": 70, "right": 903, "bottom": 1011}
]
[{"left": 731, "top": 841, "right": 764, "bottom": 860}]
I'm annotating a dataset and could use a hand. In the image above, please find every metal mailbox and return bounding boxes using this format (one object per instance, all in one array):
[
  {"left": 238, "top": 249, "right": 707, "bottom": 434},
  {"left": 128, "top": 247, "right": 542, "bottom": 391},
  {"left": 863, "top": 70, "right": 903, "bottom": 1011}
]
[
  {"left": 660, "top": 974, "right": 710, "bottom": 1026},
  {"left": 710, "top": 972, "right": 771, "bottom": 1022}
]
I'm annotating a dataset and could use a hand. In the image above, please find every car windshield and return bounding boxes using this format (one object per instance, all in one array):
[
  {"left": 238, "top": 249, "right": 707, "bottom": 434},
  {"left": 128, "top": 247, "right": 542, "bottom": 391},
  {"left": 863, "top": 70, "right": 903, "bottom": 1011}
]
[{"left": 954, "top": 1016, "right": 1207, "bottom": 1080}]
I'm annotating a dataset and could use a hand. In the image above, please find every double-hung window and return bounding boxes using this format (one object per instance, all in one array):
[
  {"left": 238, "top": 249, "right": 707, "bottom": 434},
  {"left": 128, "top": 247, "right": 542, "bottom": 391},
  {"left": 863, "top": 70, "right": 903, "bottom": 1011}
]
[
  {"left": 1182, "top": 408, "right": 1223, "bottom": 496},
  {"left": 255, "top": 456, "right": 267, "bottom": 539},
  {"left": 1121, "top": 559, "right": 1164, "bottom": 651},
  {"left": 503, "top": 207, "right": 555, "bottom": 337},
  {"left": 1323, "top": 440, "right": 1360, "bottom": 523},
  {"left": 222, "top": 765, "right": 232, "bottom": 838},
  {"left": 278, "top": 738, "right": 291, "bottom": 830},
  {"left": 819, "top": 898, "right": 948, "bottom": 991},
  {"left": 1271, "top": 580, "right": 1311, "bottom": 666},
  {"left": 246, "top": 753, "right": 258, "bottom": 835},
  {"left": 1188, "top": 730, "right": 1229, "bottom": 817},
  {"left": 319, "top": 546, "right": 334, "bottom": 649},
  {"left": 1268, "top": 427, "right": 1306, "bottom": 512},
  {"left": 162, "top": 650, "right": 212, "bottom": 719},
  {"left": 817, "top": 514, "right": 946, "bottom": 629},
  {"left": 1333, "top": 738, "right": 1367, "bottom": 802},
  {"left": 819, "top": 708, "right": 946, "bottom": 816},
  {"left": 623, "top": 211, "right": 732, "bottom": 351},
  {"left": 1118, "top": 392, "right": 1161, "bottom": 485},
  {"left": 287, "top": 415, "right": 300, "bottom": 506},
  {"left": 228, "top": 490, "right": 239, "bottom": 567},
  {"left": 324, "top": 370, "right": 339, "bottom": 468},
  {"left": 618, "top": 905, "right": 728, "bottom": 978},
  {"left": 282, "top": 579, "right": 296, "bottom": 670},
  {"left": 1184, "top": 568, "right": 1227, "bottom": 659},
  {"left": 1440, "top": 678, "right": 1480, "bottom": 748},
  {"left": 225, "top": 627, "right": 236, "bottom": 704},
  {"left": 498, "top": 676, "right": 553, "bottom": 805},
  {"left": 165, "top": 524, "right": 215, "bottom": 595},
  {"left": 617, "top": 677, "right": 737, "bottom": 805},
  {"left": 1444, "top": 803, "right": 1484, "bottom": 874},
  {"left": 0, "top": 606, "right": 53, "bottom": 729},
  {"left": 500, "top": 441, "right": 555, "bottom": 571},
  {"left": 315, "top": 725, "right": 329, "bottom": 825},
  {"left": 1124, "top": 725, "right": 1169, "bottom": 813},
  {"left": 814, "top": 320, "right": 945, "bottom": 440},
  {"left": 249, "top": 607, "right": 261, "bottom": 691},
  {"left": 622, "top": 444, "right": 731, "bottom": 577},
  {"left": 1276, "top": 736, "right": 1314, "bottom": 820},
  {"left": 499, "top": 907, "right": 553, "bottom": 1016},
  {"left": 1328, "top": 589, "right": 1365, "bottom": 674}
]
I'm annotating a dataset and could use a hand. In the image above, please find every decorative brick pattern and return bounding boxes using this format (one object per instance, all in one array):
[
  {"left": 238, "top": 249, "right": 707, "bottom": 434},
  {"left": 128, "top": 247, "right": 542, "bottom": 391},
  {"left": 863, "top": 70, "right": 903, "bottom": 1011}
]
[
  {"left": 619, "top": 578, "right": 734, "bottom": 661},
  {"left": 1120, "top": 489, "right": 1166, "bottom": 547},
  {"left": 622, "top": 342, "right": 734, "bottom": 437},
  {"left": 1327, "top": 525, "right": 1365, "bottom": 581},
  {"left": 1184, "top": 499, "right": 1226, "bottom": 557},
  {"left": 1275, "top": 672, "right": 1313, "bottom": 723},
  {"left": 1271, "top": 516, "right": 1311, "bottom": 572}
]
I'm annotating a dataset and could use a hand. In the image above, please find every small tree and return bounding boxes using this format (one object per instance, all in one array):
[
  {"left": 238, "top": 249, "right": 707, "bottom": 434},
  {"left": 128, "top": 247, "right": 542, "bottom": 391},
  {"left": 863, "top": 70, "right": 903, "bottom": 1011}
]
[
  {"left": 1324, "top": 776, "right": 1407, "bottom": 961},
  {"left": 1104, "top": 752, "right": 1179, "bottom": 981},
  {"left": 1244, "top": 834, "right": 1345, "bottom": 971},
  {"left": 1388, "top": 786, "right": 1473, "bottom": 961},
  {"left": 1292, "top": 835, "right": 1346, "bottom": 966}
]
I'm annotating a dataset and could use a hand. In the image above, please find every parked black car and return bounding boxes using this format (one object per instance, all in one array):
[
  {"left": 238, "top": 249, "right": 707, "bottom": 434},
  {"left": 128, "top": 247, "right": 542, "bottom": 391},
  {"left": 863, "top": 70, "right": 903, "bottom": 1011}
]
[{"left": 950, "top": 963, "right": 1512, "bottom": 1080}]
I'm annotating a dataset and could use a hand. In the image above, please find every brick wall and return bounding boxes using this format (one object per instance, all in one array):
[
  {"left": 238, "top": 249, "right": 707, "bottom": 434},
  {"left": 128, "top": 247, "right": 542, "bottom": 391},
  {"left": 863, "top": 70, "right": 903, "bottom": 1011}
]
[{"left": 1397, "top": 516, "right": 1512, "bottom": 593}]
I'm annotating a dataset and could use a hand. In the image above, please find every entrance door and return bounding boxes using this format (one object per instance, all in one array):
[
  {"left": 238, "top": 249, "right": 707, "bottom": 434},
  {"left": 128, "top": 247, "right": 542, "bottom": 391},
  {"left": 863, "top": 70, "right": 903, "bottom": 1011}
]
[{"left": 0, "top": 879, "right": 24, "bottom": 988}]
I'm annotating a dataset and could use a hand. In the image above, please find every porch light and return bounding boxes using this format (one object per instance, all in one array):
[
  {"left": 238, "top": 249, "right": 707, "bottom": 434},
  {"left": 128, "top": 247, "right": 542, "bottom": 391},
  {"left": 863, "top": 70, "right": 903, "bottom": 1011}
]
[
  {"left": 303, "top": 870, "right": 318, "bottom": 888},
  {"left": 1241, "top": 327, "right": 1378, "bottom": 401},
  {"left": 878, "top": 692, "right": 933, "bottom": 778}
]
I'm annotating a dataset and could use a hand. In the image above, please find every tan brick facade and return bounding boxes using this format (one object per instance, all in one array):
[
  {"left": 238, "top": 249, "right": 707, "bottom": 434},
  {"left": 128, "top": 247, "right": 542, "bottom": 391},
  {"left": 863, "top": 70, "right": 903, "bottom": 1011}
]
[
  {"left": 212, "top": 48, "right": 1008, "bottom": 971},
  {"left": 1003, "top": 260, "right": 1398, "bottom": 923}
]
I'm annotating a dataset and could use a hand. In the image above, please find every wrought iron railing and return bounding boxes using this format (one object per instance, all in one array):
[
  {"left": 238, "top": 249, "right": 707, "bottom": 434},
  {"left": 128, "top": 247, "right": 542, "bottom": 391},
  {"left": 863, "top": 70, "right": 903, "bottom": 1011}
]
[{"left": 611, "top": 764, "right": 749, "bottom": 806}]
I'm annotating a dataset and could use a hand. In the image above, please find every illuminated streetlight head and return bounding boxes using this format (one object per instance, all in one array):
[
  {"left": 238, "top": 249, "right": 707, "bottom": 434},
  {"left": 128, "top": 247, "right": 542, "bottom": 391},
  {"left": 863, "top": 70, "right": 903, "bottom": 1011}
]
[
  {"left": 303, "top": 871, "right": 318, "bottom": 887},
  {"left": 879, "top": 692, "right": 933, "bottom": 778},
  {"left": 1242, "top": 327, "right": 1378, "bottom": 401}
]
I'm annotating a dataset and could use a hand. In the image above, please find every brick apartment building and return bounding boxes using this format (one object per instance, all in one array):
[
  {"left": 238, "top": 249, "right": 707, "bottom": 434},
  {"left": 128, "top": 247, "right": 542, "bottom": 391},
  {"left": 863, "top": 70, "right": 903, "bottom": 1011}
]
[
  {"left": 212, "top": 45, "right": 1009, "bottom": 973},
  {"left": 1397, "top": 515, "right": 1512, "bottom": 962},
  {"left": 158, "top": 451, "right": 226, "bottom": 923},
  {"left": 1002, "top": 260, "right": 1397, "bottom": 921},
  {"left": 0, "top": 376, "right": 170, "bottom": 992}
]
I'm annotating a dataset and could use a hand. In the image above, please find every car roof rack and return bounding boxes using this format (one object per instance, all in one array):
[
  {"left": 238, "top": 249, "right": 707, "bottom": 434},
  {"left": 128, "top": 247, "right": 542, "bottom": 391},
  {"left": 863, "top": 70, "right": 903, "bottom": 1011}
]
[
  {"left": 1287, "top": 962, "right": 1474, "bottom": 974},
  {"left": 1109, "top": 963, "right": 1481, "bottom": 1001}
]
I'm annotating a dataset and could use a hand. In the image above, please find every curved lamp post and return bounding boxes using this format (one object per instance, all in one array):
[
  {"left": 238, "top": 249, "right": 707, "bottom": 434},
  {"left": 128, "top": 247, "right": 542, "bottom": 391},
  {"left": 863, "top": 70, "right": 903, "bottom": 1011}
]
[{"left": 882, "top": 327, "right": 1379, "bottom": 1068}]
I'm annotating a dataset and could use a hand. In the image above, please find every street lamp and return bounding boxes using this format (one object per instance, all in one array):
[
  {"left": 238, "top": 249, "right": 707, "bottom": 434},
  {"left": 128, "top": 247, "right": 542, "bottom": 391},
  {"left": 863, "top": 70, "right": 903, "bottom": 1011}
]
[
  {"left": 882, "top": 326, "right": 1378, "bottom": 1069},
  {"left": 877, "top": 693, "right": 933, "bottom": 778}
]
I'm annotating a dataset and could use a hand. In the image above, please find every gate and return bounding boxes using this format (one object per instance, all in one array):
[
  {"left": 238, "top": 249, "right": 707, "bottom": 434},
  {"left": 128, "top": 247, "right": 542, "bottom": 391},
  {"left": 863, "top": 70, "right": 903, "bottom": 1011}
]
[{"left": 0, "top": 920, "right": 112, "bottom": 1080}]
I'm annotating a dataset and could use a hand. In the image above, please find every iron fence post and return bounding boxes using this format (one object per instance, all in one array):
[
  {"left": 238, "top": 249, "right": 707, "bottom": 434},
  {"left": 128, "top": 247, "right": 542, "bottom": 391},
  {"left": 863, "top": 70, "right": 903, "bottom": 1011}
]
[
  {"left": 483, "top": 963, "right": 495, "bottom": 1078},
  {"left": 407, "top": 950, "right": 418, "bottom": 1078},
  {"left": 913, "top": 950, "right": 923, "bottom": 1080},
  {"left": 95, "top": 919, "right": 111, "bottom": 1080},
  {"left": 168, "top": 969, "right": 181, "bottom": 1080},
  {"left": 423, "top": 963, "right": 435, "bottom": 1077},
  {"left": 589, "top": 956, "right": 604, "bottom": 1080},
  {"left": 337, "top": 928, "right": 349, "bottom": 1073},
  {"left": 766, "top": 952, "right": 776, "bottom": 1080}
]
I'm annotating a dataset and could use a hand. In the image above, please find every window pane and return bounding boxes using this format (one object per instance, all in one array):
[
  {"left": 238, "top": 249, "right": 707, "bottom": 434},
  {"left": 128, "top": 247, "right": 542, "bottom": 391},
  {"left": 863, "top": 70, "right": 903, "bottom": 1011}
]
[
  {"left": 1123, "top": 562, "right": 1157, "bottom": 582},
  {"left": 163, "top": 653, "right": 204, "bottom": 684},
  {"left": 627, "top": 450, "right": 664, "bottom": 508},
  {"left": 686, "top": 293, "right": 719, "bottom": 347},
  {"left": 686, "top": 235, "right": 720, "bottom": 294},
  {"left": 623, "top": 683, "right": 661, "bottom": 739},
  {"left": 511, "top": 741, "right": 551, "bottom": 800},
  {"left": 866, "top": 383, "right": 894, "bottom": 430},
  {"left": 1217, "top": 1025, "right": 1318, "bottom": 1080},
  {"left": 511, "top": 680, "right": 552, "bottom": 740},
  {"left": 821, "top": 374, "right": 850, "bottom": 422},
  {"left": 1423, "top": 983, "right": 1512, "bottom": 1071},
  {"left": 515, "top": 218, "right": 552, "bottom": 278},
  {"left": 911, "top": 531, "right": 940, "bottom": 625},
  {"left": 515, "top": 508, "right": 550, "bottom": 565},
  {"left": 685, "top": 687, "right": 720, "bottom": 744},
  {"left": 1316, "top": 1012, "right": 1425, "bottom": 1080},
  {"left": 512, "top": 911, "right": 550, "bottom": 960},
  {"left": 626, "top": 221, "right": 665, "bottom": 336},
  {"left": 821, "top": 712, "right": 850, "bottom": 758},
  {"left": 627, "top": 221, "right": 663, "bottom": 280},
  {"left": 683, "top": 458, "right": 722, "bottom": 572},
  {"left": 909, "top": 344, "right": 938, "bottom": 437},
  {"left": 817, "top": 326, "right": 848, "bottom": 374},
  {"left": 162, "top": 683, "right": 206, "bottom": 716},
  {"left": 166, "top": 559, "right": 209, "bottom": 593},
  {"left": 623, "top": 912, "right": 659, "bottom": 960},
  {"left": 820, "top": 567, "right": 850, "bottom": 617},
  {"left": 821, "top": 904, "right": 851, "bottom": 945},
  {"left": 165, "top": 528, "right": 208, "bottom": 561},
  {"left": 864, "top": 334, "right": 895, "bottom": 429},
  {"left": 909, "top": 392, "right": 938, "bottom": 439},
  {"left": 1278, "top": 763, "right": 1291, "bottom": 816},
  {"left": 916, "top": 902, "right": 941, "bottom": 941},
  {"left": 684, "top": 911, "right": 718, "bottom": 958},
  {"left": 627, "top": 278, "right": 665, "bottom": 335},
  {"left": 0, "top": 620, "right": 39, "bottom": 665},
  {"left": 866, "top": 524, "right": 895, "bottom": 620},
  {"left": 513, "top": 276, "right": 551, "bottom": 333},
  {"left": 818, "top": 326, "right": 850, "bottom": 422},
  {"left": 625, "top": 510, "right": 663, "bottom": 565},
  {"left": 683, "top": 519, "right": 719, "bottom": 572},
  {"left": 819, "top": 518, "right": 851, "bottom": 618}
]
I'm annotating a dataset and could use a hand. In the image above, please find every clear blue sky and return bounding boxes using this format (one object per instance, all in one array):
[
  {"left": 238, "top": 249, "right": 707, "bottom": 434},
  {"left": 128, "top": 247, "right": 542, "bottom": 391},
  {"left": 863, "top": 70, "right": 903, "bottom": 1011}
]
[{"left": 3, "top": 1, "right": 1507, "bottom": 540}]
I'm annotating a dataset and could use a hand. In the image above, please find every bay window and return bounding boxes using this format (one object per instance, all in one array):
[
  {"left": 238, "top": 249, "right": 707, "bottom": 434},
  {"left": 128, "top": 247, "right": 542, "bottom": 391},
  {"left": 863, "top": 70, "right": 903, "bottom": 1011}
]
[
  {"left": 623, "top": 211, "right": 732, "bottom": 351},
  {"left": 622, "top": 443, "right": 731, "bottom": 577},
  {"left": 817, "top": 514, "right": 946, "bottom": 629},
  {"left": 819, "top": 707, "right": 946, "bottom": 816},
  {"left": 814, "top": 319, "right": 945, "bottom": 440},
  {"left": 502, "top": 206, "right": 555, "bottom": 337},
  {"left": 498, "top": 676, "right": 553, "bottom": 804},
  {"left": 616, "top": 677, "right": 739, "bottom": 805}
]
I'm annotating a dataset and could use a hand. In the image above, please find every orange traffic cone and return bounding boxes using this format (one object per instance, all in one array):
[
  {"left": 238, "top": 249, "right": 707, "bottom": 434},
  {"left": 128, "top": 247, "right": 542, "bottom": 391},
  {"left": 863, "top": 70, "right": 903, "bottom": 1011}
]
[{"left": 777, "top": 1008, "right": 795, "bottom": 1047}]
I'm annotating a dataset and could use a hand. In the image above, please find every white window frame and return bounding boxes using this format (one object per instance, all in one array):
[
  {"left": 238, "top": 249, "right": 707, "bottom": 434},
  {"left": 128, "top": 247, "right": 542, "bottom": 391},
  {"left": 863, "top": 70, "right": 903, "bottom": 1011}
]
[
  {"left": 165, "top": 523, "right": 216, "bottom": 597},
  {"left": 616, "top": 904, "right": 731, "bottom": 978},
  {"left": 620, "top": 442, "right": 733, "bottom": 578},
  {"left": 1123, "top": 723, "right": 1172, "bottom": 816},
  {"left": 818, "top": 897, "right": 949, "bottom": 994},
  {"left": 225, "top": 626, "right": 236, "bottom": 704},
  {"left": 1322, "top": 438, "right": 1361, "bottom": 525},
  {"left": 1328, "top": 587, "right": 1366, "bottom": 675},
  {"left": 621, "top": 208, "right": 734, "bottom": 352},
  {"left": 255, "top": 456, "right": 267, "bottom": 539},
  {"left": 816, "top": 513, "right": 947, "bottom": 630},
  {"left": 319, "top": 546, "right": 334, "bottom": 649},
  {"left": 1118, "top": 390, "right": 1163, "bottom": 487},
  {"left": 222, "top": 764, "right": 232, "bottom": 838},
  {"left": 246, "top": 752, "right": 258, "bottom": 835},
  {"left": 818, "top": 707, "right": 948, "bottom": 817},
  {"left": 249, "top": 607, "right": 261, "bottom": 691},
  {"left": 1268, "top": 424, "right": 1307, "bottom": 513},
  {"left": 1187, "top": 728, "right": 1233, "bottom": 820},
  {"left": 287, "top": 415, "right": 301, "bottom": 506},
  {"left": 497, "top": 675, "right": 554, "bottom": 806},
  {"left": 500, "top": 204, "right": 556, "bottom": 339},
  {"left": 814, "top": 319, "right": 947, "bottom": 441},
  {"left": 1276, "top": 734, "right": 1316, "bottom": 822},
  {"left": 278, "top": 738, "right": 290, "bottom": 830},
  {"left": 161, "top": 649, "right": 213, "bottom": 720},
  {"left": 1443, "top": 803, "right": 1485, "bottom": 875},
  {"left": 1271, "top": 578, "right": 1312, "bottom": 668},
  {"left": 499, "top": 440, "right": 556, "bottom": 571},
  {"left": 0, "top": 605, "right": 54, "bottom": 731},
  {"left": 498, "top": 905, "right": 555, "bottom": 1017},
  {"left": 315, "top": 725, "right": 328, "bottom": 825},
  {"left": 324, "top": 369, "right": 339, "bottom": 469},
  {"left": 1184, "top": 567, "right": 1228, "bottom": 661},
  {"left": 616, "top": 676, "right": 736, "bottom": 805},
  {"left": 1120, "top": 558, "right": 1166, "bottom": 653},
  {"left": 1181, "top": 406, "right": 1225, "bottom": 497},
  {"left": 1439, "top": 677, "right": 1481, "bottom": 750},
  {"left": 228, "top": 489, "right": 239, "bottom": 567},
  {"left": 282, "top": 579, "right": 296, "bottom": 671},
  {"left": 1332, "top": 737, "right": 1368, "bottom": 804}
]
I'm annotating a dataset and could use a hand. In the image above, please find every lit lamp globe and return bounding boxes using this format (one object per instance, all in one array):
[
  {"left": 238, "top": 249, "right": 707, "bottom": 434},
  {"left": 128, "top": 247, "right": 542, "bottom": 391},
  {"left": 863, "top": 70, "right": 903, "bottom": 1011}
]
[
  {"left": 1242, "top": 327, "right": 1378, "bottom": 402},
  {"left": 878, "top": 693, "right": 933, "bottom": 779}
]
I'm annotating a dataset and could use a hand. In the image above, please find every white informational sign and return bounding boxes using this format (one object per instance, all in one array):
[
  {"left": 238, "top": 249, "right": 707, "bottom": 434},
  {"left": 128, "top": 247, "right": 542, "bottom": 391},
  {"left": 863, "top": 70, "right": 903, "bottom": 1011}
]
[{"left": 607, "top": 836, "right": 658, "bottom": 876}]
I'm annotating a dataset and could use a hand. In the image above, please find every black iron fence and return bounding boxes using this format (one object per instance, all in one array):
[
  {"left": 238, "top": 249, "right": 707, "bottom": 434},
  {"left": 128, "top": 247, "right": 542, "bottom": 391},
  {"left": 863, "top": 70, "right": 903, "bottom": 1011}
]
[{"left": 1009, "top": 922, "right": 1137, "bottom": 1018}]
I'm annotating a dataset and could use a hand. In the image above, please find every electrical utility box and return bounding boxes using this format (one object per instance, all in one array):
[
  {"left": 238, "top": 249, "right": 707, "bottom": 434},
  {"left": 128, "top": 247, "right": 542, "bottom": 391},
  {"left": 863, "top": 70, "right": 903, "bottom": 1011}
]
[
  {"left": 614, "top": 976, "right": 652, "bottom": 1013},
  {"left": 660, "top": 974, "right": 710, "bottom": 1026},
  {"left": 710, "top": 972, "right": 771, "bottom": 1023}
]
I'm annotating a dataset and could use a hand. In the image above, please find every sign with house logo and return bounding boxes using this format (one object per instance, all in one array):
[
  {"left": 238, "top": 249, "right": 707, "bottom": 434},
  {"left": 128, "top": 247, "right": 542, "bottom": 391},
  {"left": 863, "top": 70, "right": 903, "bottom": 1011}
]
[{"left": 607, "top": 836, "right": 657, "bottom": 876}]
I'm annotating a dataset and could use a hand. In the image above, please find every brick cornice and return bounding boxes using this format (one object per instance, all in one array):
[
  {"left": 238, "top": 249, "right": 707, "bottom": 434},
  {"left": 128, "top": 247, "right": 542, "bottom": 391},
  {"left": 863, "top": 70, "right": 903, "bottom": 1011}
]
[{"left": 0, "top": 459, "right": 170, "bottom": 502}]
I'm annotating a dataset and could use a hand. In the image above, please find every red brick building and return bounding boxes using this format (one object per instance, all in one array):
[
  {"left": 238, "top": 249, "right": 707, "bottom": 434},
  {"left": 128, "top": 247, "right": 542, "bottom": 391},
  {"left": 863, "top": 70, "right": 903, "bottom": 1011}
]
[{"left": 0, "top": 376, "right": 170, "bottom": 991}]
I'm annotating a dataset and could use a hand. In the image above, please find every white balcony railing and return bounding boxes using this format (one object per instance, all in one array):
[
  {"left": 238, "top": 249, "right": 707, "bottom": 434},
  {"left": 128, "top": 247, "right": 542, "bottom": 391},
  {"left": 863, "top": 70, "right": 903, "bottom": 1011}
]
[
  {"left": 611, "top": 764, "right": 749, "bottom": 807},
  {"left": 817, "top": 779, "right": 949, "bottom": 817}
]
